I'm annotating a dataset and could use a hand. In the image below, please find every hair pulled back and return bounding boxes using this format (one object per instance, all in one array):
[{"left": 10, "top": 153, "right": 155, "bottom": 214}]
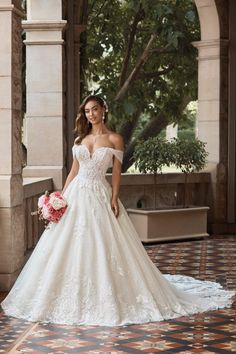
[{"left": 74, "top": 95, "right": 108, "bottom": 144}]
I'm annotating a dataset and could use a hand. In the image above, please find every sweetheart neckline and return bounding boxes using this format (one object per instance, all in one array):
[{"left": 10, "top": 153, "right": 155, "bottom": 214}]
[{"left": 74, "top": 144, "right": 123, "bottom": 159}]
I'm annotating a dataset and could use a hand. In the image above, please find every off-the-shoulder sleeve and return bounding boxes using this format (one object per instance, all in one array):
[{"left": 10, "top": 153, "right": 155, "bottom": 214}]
[{"left": 112, "top": 149, "right": 124, "bottom": 163}]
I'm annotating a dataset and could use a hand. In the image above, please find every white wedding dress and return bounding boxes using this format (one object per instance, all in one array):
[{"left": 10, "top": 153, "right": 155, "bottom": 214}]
[{"left": 1, "top": 145, "right": 235, "bottom": 326}]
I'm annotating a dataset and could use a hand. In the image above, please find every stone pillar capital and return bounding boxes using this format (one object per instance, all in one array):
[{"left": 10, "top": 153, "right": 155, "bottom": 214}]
[
  {"left": 22, "top": 19, "right": 67, "bottom": 31},
  {"left": 22, "top": 19, "right": 67, "bottom": 45},
  {"left": 192, "top": 39, "right": 229, "bottom": 60}
]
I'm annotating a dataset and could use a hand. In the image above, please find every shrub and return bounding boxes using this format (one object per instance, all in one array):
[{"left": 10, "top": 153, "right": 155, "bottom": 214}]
[
  {"left": 173, "top": 138, "right": 208, "bottom": 174},
  {"left": 134, "top": 137, "right": 174, "bottom": 174}
]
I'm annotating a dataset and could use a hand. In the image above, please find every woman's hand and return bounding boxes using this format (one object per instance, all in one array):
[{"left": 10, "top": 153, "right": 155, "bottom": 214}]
[{"left": 111, "top": 197, "right": 119, "bottom": 218}]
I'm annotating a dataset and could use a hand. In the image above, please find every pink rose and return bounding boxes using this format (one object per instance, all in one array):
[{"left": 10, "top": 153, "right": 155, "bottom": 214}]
[
  {"left": 38, "top": 195, "right": 49, "bottom": 208},
  {"left": 41, "top": 204, "right": 51, "bottom": 219}
]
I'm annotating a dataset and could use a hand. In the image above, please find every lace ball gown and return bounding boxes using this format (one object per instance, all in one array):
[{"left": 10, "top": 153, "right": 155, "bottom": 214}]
[{"left": 1, "top": 144, "right": 235, "bottom": 326}]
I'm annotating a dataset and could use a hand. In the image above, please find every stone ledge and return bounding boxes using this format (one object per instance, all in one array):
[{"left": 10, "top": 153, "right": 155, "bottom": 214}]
[
  {"left": 127, "top": 206, "right": 210, "bottom": 215},
  {"left": 23, "top": 177, "right": 53, "bottom": 199},
  {"left": 106, "top": 172, "right": 211, "bottom": 186},
  {"left": 23, "top": 166, "right": 66, "bottom": 190}
]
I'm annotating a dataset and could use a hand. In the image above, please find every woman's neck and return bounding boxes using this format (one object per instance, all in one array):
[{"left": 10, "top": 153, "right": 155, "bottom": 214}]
[{"left": 91, "top": 123, "right": 107, "bottom": 136}]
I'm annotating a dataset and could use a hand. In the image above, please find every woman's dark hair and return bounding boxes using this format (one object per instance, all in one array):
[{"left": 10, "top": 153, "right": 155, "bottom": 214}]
[{"left": 74, "top": 95, "right": 108, "bottom": 144}]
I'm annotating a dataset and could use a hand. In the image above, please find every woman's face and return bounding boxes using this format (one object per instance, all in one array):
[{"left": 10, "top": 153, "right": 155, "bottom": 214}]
[{"left": 84, "top": 100, "right": 104, "bottom": 125}]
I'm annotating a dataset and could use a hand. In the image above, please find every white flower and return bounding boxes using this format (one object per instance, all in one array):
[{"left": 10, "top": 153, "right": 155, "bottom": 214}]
[
  {"left": 49, "top": 195, "right": 67, "bottom": 210},
  {"left": 41, "top": 204, "right": 51, "bottom": 219}
]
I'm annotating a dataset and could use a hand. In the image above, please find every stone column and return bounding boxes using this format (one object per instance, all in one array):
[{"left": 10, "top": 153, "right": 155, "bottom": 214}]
[
  {"left": 0, "top": 1, "right": 24, "bottom": 290},
  {"left": 65, "top": 0, "right": 86, "bottom": 170},
  {"left": 22, "top": 1, "right": 67, "bottom": 190},
  {"left": 194, "top": 0, "right": 229, "bottom": 226},
  {"left": 193, "top": 39, "right": 221, "bottom": 165},
  {"left": 193, "top": 38, "right": 229, "bottom": 224}
]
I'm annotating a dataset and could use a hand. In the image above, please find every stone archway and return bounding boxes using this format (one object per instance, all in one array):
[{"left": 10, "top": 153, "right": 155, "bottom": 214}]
[
  {"left": 193, "top": 0, "right": 225, "bottom": 225},
  {"left": 194, "top": 0, "right": 221, "bottom": 165},
  {"left": 193, "top": 0, "right": 236, "bottom": 233},
  {"left": 194, "top": 0, "right": 236, "bottom": 231}
]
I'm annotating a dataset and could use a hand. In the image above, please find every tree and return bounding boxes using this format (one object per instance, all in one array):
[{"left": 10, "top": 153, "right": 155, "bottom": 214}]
[{"left": 81, "top": 0, "right": 200, "bottom": 171}]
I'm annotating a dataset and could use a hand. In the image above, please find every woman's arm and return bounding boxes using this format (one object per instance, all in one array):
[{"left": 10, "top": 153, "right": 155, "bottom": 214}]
[
  {"left": 62, "top": 158, "right": 79, "bottom": 195},
  {"left": 110, "top": 134, "right": 124, "bottom": 217}
]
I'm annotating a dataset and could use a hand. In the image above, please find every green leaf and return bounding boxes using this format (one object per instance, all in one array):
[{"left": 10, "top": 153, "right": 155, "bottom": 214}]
[
  {"left": 185, "top": 10, "right": 196, "bottom": 23},
  {"left": 123, "top": 100, "right": 136, "bottom": 115}
]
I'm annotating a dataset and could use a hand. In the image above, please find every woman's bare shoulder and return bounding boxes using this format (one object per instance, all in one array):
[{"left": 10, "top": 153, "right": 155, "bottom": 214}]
[{"left": 108, "top": 132, "right": 124, "bottom": 150}]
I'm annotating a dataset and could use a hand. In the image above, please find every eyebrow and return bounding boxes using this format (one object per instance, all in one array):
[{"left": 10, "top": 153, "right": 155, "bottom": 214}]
[{"left": 84, "top": 104, "right": 98, "bottom": 111}]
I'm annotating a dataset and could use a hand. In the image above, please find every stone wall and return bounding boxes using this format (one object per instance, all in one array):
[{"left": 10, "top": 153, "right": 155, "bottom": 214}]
[
  {"left": 0, "top": 1, "right": 25, "bottom": 291},
  {"left": 107, "top": 172, "right": 211, "bottom": 215}
]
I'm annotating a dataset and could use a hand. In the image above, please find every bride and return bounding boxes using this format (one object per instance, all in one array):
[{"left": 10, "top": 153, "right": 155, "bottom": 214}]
[{"left": 1, "top": 95, "right": 235, "bottom": 326}]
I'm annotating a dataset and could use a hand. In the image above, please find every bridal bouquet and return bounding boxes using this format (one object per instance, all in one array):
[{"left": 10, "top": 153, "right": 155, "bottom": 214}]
[{"left": 31, "top": 191, "right": 68, "bottom": 227}]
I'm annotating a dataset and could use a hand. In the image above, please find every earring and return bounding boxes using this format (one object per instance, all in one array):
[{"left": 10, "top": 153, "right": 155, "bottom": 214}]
[{"left": 102, "top": 114, "right": 105, "bottom": 122}]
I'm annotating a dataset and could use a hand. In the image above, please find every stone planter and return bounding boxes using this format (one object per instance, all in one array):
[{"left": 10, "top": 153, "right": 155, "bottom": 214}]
[{"left": 127, "top": 206, "right": 209, "bottom": 243}]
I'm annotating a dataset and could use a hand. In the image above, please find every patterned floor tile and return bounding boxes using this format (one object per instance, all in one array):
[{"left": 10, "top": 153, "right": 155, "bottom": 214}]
[
  {"left": 1, "top": 236, "right": 236, "bottom": 353},
  {"left": 0, "top": 313, "right": 36, "bottom": 353}
]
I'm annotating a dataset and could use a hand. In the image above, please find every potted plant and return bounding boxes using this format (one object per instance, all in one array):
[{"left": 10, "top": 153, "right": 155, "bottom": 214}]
[
  {"left": 127, "top": 136, "right": 210, "bottom": 242},
  {"left": 132, "top": 136, "right": 174, "bottom": 208},
  {"left": 173, "top": 137, "right": 208, "bottom": 207}
]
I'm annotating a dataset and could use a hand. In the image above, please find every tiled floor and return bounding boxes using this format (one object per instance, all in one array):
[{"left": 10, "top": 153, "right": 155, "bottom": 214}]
[{"left": 0, "top": 236, "right": 236, "bottom": 353}]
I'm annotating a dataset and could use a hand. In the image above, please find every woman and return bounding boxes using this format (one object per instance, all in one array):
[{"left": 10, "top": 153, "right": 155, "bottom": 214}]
[{"left": 1, "top": 95, "right": 235, "bottom": 326}]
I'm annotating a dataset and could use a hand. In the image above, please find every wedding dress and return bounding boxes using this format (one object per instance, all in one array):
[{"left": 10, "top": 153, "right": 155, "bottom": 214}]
[{"left": 1, "top": 144, "right": 235, "bottom": 326}]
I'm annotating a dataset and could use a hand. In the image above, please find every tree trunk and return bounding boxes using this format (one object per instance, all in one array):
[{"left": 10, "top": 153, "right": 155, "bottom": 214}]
[
  {"left": 119, "top": 110, "right": 141, "bottom": 146},
  {"left": 119, "top": 3, "right": 144, "bottom": 87},
  {"left": 122, "top": 94, "right": 192, "bottom": 172},
  {"left": 115, "top": 33, "right": 157, "bottom": 101}
]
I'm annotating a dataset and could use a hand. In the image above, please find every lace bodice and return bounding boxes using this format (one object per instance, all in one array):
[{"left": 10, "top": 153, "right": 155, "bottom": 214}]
[{"left": 72, "top": 144, "right": 124, "bottom": 182}]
